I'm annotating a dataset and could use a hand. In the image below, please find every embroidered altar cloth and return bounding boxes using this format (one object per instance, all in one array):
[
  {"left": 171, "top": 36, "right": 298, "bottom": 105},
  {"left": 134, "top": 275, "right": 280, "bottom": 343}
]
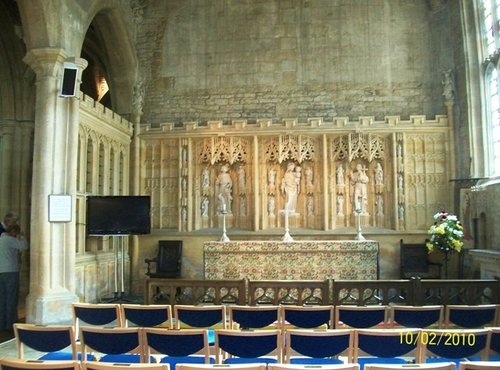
[{"left": 203, "top": 240, "right": 379, "bottom": 280}]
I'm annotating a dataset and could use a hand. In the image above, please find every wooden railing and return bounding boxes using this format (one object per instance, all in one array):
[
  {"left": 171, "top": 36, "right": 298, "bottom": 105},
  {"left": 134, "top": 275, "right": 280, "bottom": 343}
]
[{"left": 145, "top": 277, "right": 500, "bottom": 306}]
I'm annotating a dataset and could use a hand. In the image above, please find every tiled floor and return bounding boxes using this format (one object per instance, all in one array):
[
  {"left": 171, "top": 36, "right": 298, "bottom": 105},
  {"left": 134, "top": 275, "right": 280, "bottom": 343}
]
[{"left": 0, "top": 337, "right": 18, "bottom": 358}]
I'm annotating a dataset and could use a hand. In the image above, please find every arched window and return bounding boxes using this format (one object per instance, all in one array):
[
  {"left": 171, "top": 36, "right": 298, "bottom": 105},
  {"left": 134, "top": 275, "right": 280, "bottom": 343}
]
[{"left": 479, "top": 0, "right": 500, "bottom": 175}]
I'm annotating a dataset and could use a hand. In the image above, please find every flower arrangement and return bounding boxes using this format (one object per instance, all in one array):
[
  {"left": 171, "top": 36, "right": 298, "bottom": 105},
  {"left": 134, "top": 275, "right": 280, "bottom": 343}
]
[{"left": 426, "top": 210, "right": 464, "bottom": 254}]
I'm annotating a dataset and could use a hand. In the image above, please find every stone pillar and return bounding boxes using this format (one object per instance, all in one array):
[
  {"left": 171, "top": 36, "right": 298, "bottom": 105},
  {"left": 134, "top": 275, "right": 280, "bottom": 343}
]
[{"left": 23, "top": 48, "right": 87, "bottom": 324}]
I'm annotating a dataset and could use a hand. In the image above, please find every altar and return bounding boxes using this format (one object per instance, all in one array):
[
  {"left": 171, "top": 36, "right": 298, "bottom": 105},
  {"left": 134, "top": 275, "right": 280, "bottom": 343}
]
[{"left": 203, "top": 240, "right": 379, "bottom": 280}]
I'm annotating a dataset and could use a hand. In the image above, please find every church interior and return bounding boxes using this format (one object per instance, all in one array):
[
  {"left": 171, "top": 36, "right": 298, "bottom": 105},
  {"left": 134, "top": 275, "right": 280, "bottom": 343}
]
[{"left": 0, "top": 0, "right": 500, "bottom": 366}]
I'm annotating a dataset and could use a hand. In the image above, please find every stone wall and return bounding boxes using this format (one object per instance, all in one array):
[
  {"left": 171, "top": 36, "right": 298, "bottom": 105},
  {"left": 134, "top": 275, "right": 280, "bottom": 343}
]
[{"left": 137, "top": 0, "right": 455, "bottom": 126}]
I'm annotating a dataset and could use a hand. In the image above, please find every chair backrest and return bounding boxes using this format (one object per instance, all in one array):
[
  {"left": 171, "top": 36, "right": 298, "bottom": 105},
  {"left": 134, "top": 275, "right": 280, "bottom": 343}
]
[
  {"left": 269, "top": 365, "right": 360, "bottom": 370},
  {"left": 365, "top": 364, "right": 455, "bottom": 370},
  {"left": 14, "top": 324, "right": 77, "bottom": 360},
  {"left": 79, "top": 327, "right": 143, "bottom": 363},
  {"left": 282, "top": 305, "right": 334, "bottom": 329},
  {"left": 353, "top": 328, "right": 422, "bottom": 363},
  {"left": 229, "top": 305, "right": 281, "bottom": 330},
  {"left": 215, "top": 329, "right": 282, "bottom": 364},
  {"left": 177, "top": 364, "right": 267, "bottom": 370},
  {"left": 121, "top": 304, "right": 172, "bottom": 328},
  {"left": 390, "top": 305, "right": 444, "bottom": 328},
  {"left": 490, "top": 327, "right": 500, "bottom": 358},
  {"left": 458, "top": 361, "right": 500, "bottom": 369},
  {"left": 72, "top": 303, "right": 122, "bottom": 334},
  {"left": 174, "top": 305, "right": 227, "bottom": 329},
  {"left": 284, "top": 329, "right": 353, "bottom": 364},
  {"left": 82, "top": 362, "right": 170, "bottom": 370},
  {"left": 142, "top": 328, "right": 211, "bottom": 365},
  {"left": 0, "top": 359, "right": 80, "bottom": 370},
  {"left": 420, "top": 328, "right": 490, "bottom": 362},
  {"left": 335, "top": 305, "right": 388, "bottom": 329},
  {"left": 445, "top": 304, "right": 498, "bottom": 328}
]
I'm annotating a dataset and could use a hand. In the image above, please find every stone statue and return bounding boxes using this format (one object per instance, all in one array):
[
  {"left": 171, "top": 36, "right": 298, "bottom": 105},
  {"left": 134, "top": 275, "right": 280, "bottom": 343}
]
[
  {"left": 374, "top": 162, "right": 384, "bottom": 185},
  {"left": 268, "top": 196, "right": 275, "bottom": 216},
  {"left": 281, "top": 162, "right": 299, "bottom": 212},
  {"left": 306, "top": 196, "right": 314, "bottom": 216},
  {"left": 181, "top": 176, "right": 187, "bottom": 192},
  {"left": 215, "top": 164, "right": 233, "bottom": 213},
  {"left": 295, "top": 165, "right": 302, "bottom": 194},
  {"left": 201, "top": 166, "right": 210, "bottom": 190},
  {"left": 376, "top": 194, "right": 384, "bottom": 216},
  {"left": 337, "top": 195, "right": 344, "bottom": 215},
  {"left": 336, "top": 165, "right": 345, "bottom": 185},
  {"left": 305, "top": 167, "right": 313, "bottom": 188},
  {"left": 132, "top": 80, "right": 144, "bottom": 114},
  {"left": 442, "top": 69, "right": 455, "bottom": 103},
  {"left": 350, "top": 164, "right": 369, "bottom": 213},
  {"left": 201, "top": 197, "right": 209, "bottom": 216},
  {"left": 268, "top": 167, "right": 277, "bottom": 192}
]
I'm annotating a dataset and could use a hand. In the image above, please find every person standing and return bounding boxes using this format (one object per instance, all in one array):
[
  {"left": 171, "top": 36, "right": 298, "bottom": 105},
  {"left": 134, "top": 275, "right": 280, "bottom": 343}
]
[
  {"left": 0, "top": 212, "right": 18, "bottom": 235},
  {"left": 0, "top": 224, "right": 28, "bottom": 332}
]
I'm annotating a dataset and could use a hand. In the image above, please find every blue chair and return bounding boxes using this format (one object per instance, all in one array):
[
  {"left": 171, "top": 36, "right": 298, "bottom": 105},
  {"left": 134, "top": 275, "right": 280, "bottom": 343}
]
[
  {"left": 72, "top": 303, "right": 122, "bottom": 335},
  {"left": 489, "top": 327, "right": 500, "bottom": 361},
  {"left": 284, "top": 329, "right": 353, "bottom": 364},
  {"left": 335, "top": 306, "right": 388, "bottom": 329},
  {"left": 365, "top": 364, "right": 454, "bottom": 370},
  {"left": 282, "top": 305, "right": 334, "bottom": 329},
  {"left": 121, "top": 304, "right": 172, "bottom": 328},
  {"left": 143, "top": 327, "right": 213, "bottom": 367},
  {"left": 353, "top": 328, "right": 422, "bottom": 370},
  {"left": 458, "top": 361, "right": 500, "bottom": 369},
  {"left": 178, "top": 364, "right": 267, "bottom": 370},
  {"left": 270, "top": 365, "right": 360, "bottom": 370},
  {"left": 215, "top": 329, "right": 282, "bottom": 364},
  {"left": 445, "top": 305, "right": 498, "bottom": 328},
  {"left": 229, "top": 305, "right": 281, "bottom": 330},
  {"left": 82, "top": 361, "right": 170, "bottom": 370},
  {"left": 79, "top": 327, "right": 143, "bottom": 363},
  {"left": 174, "top": 305, "right": 227, "bottom": 345},
  {"left": 0, "top": 358, "right": 80, "bottom": 370},
  {"left": 421, "top": 328, "right": 490, "bottom": 366},
  {"left": 13, "top": 324, "right": 87, "bottom": 361},
  {"left": 390, "top": 305, "right": 443, "bottom": 328}
]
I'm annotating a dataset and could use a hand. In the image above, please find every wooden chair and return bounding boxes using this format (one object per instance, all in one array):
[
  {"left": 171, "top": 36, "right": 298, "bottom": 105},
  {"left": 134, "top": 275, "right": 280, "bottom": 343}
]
[
  {"left": 13, "top": 324, "right": 79, "bottom": 361},
  {"left": 174, "top": 304, "right": 227, "bottom": 345},
  {"left": 215, "top": 329, "right": 282, "bottom": 364},
  {"left": 177, "top": 365, "right": 267, "bottom": 370},
  {"left": 121, "top": 304, "right": 172, "bottom": 328},
  {"left": 143, "top": 327, "right": 212, "bottom": 366},
  {"left": 82, "top": 363, "right": 170, "bottom": 370},
  {"left": 420, "top": 328, "right": 490, "bottom": 366},
  {"left": 79, "top": 327, "right": 143, "bottom": 363},
  {"left": 353, "top": 328, "right": 422, "bottom": 368},
  {"left": 400, "top": 239, "right": 442, "bottom": 279},
  {"left": 0, "top": 359, "right": 80, "bottom": 370},
  {"left": 364, "top": 364, "right": 455, "bottom": 370},
  {"left": 458, "top": 361, "right": 500, "bottom": 369},
  {"left": 335, "top": 305, "right": 388, "bottom": 329},
  {"left": 282, "top": 305, "right": 334, "bottom": 329},
  {"left": 228, "top": 305, "right": 281, "bottom": 330},
  {"left": 444, "top": 304, "right": 499, "bottom": 328},
  {"left": 284, "top": 329, "right": 353, "bottom": 365},
  {"left": 389, "top": 305, "right": 444, "bottom": 328},
  {"left": 72, "top": 303, "right": 122, "bottom": 335},
  {"left": 270, "top": 365, "right": 360, "bottom": 370}
]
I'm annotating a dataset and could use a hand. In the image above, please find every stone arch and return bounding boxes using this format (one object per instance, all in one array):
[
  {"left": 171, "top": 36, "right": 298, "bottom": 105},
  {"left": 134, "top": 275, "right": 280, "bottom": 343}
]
[{"left": 17, "top": 0, "right": 138, "bottom": 116}]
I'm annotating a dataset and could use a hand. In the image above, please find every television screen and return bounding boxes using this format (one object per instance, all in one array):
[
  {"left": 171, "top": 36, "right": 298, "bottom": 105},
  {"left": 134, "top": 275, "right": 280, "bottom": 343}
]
[{"left": 86, "top": 196, "right": 151, "bottom": 235}]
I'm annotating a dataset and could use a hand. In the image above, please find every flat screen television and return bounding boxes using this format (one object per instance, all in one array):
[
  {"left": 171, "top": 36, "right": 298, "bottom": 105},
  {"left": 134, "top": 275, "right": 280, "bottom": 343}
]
[{"left": 86, "top": 195, "right": 151, "bottom": 235}]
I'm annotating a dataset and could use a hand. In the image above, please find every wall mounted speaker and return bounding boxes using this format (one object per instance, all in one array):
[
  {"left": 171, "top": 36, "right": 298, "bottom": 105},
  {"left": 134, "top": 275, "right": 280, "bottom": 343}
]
[{"left": 60, "top": 62, "right": 78, "bottom": 97}]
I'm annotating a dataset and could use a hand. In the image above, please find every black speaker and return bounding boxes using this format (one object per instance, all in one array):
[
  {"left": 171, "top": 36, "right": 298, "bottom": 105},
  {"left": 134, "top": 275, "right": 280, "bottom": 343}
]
[{"left": 60, "top": 63, "right": 78, "bottom": 97}]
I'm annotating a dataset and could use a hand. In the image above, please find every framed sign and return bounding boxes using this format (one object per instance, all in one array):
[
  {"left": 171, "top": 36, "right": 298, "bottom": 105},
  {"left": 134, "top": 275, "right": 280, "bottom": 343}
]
[{"left": 48, "top": 195, "right": 72, "bottom": 222}]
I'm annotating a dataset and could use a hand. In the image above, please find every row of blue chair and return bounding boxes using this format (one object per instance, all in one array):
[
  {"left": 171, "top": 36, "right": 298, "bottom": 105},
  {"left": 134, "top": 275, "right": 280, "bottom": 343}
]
[
  {"left": 73, "top": 303, "right": 500, "bottom": 332},
  {"left": 4, "top": 358, "right": 500, "bottom": 370},
  {"left": 13, "top": 324, "right": 500, "bottom": 369}
]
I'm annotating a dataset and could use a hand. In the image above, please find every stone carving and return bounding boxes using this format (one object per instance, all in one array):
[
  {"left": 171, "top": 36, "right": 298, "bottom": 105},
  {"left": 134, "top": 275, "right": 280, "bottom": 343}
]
[
  {"left": 268, "top": 196, "right": 276, "bottom": 216},
  {"left": 336, "top": 164, "right": 345, "bottom": 185},
  {"left": 337, "top": 195, "right": 344, "bottom": 215},
  {"left": 268, "top": 168, "right": 277, "bottom": 193},
  {"left": 238, "top": 165, "right": 246, "bottom": 194},
  {"left": 375, "top": 162, "right": 384, "bottom": 185},
  {"left": 201, "top": 197, "right": 209, "bottom": 217},
  {"left": 350, "top": 164, "right": 369, "bottom": 213},
  {"left": 305, "top": 166, "right": 313, "bottom": 193},
  {"left": 281, "top": 162, "right": 299, "bottom": 213},
  {"left": 376, "top": 194, "right": 384, "bottom": 216},
  {"left": 306, "top": 196, "right": 314, "bottom": 216},
  {"left": 442, "top": 69, "right": 455, "bottom": 103},
  {"left": 216, "top": 164, "right": 233, "bottom": 213}
]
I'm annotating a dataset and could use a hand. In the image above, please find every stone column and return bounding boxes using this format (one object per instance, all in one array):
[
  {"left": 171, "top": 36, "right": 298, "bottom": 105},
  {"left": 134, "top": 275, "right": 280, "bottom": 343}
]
[{"left": 23, "top": 48, "right": 87, "bottom": 324}]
